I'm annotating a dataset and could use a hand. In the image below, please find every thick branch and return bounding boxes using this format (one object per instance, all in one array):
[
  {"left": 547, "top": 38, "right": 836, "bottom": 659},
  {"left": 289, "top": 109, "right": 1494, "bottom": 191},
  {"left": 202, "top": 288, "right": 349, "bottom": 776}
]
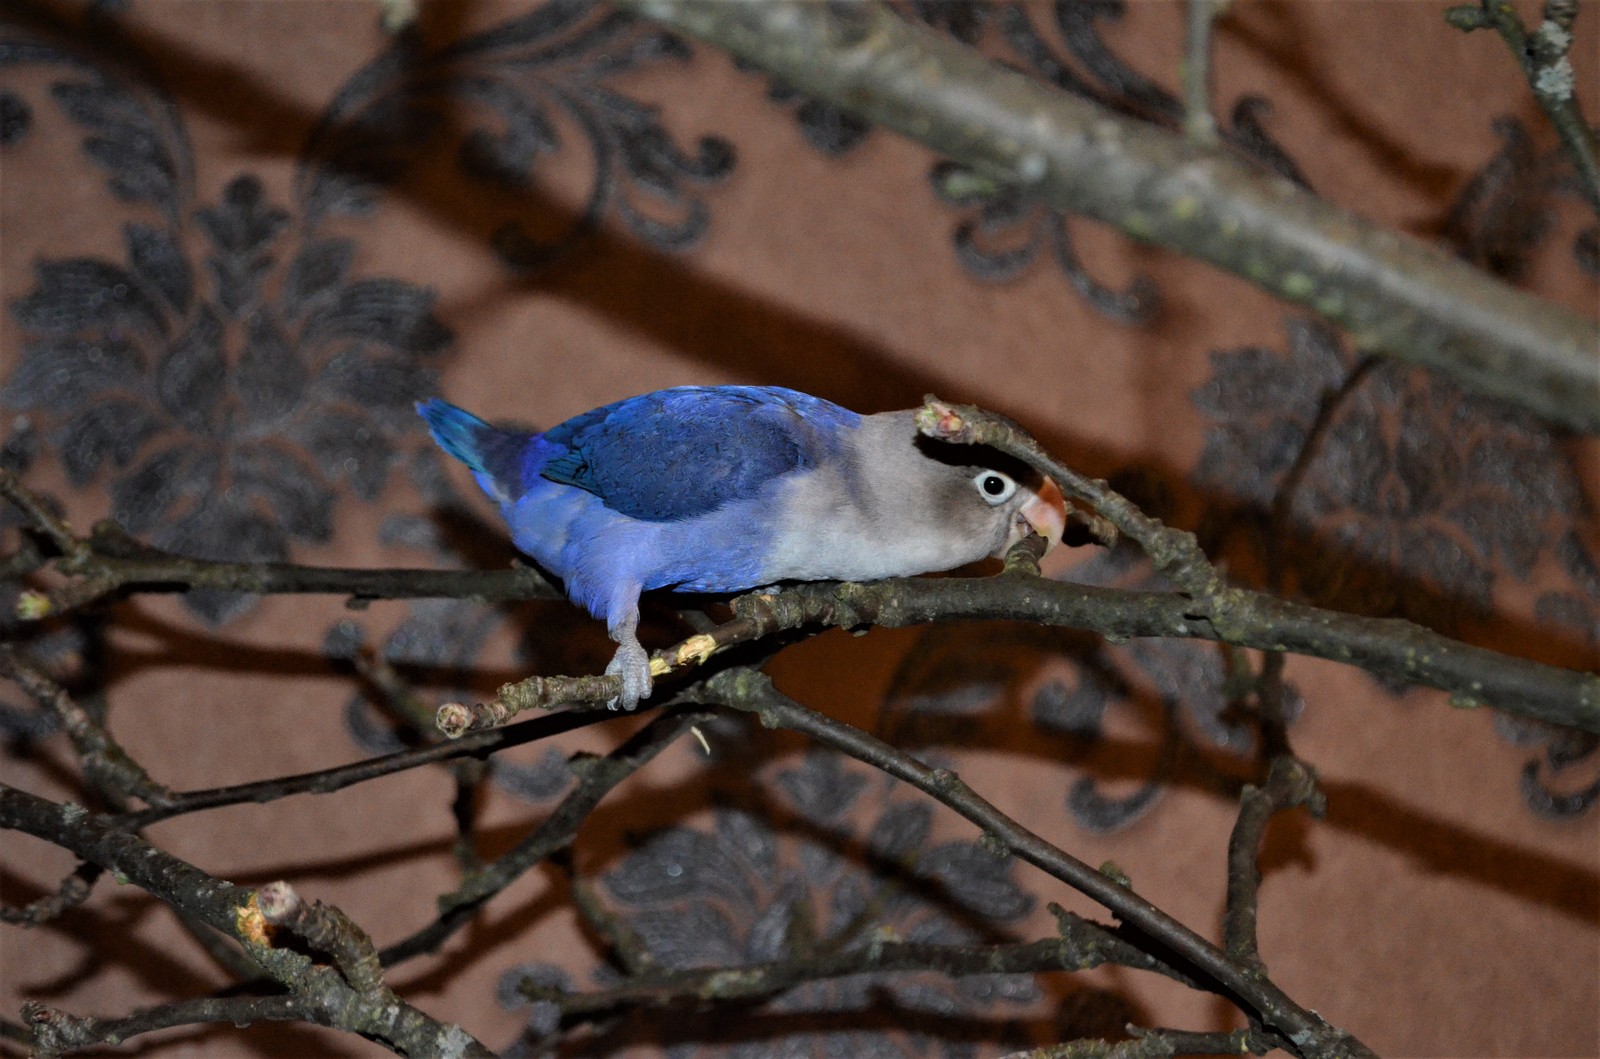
[
  {"left": 618, "top": 0, "right": 1600, "bottom": 431},
  {"left": 442, "top": 569, "right": 1598, "bottom": 736}
]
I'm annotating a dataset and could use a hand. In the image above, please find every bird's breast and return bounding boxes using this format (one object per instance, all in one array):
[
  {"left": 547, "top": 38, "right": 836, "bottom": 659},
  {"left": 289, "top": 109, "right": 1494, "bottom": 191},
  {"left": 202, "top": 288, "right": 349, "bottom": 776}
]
[{"left": 758, "top": 468, "right": 995, "bottom": 583}]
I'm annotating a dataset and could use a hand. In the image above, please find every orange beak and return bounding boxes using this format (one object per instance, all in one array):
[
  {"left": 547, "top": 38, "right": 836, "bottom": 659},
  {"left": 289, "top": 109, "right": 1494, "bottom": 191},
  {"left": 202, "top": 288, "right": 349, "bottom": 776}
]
[{"left": 999, "top": 475, "right": 1067, "bottom": 556}]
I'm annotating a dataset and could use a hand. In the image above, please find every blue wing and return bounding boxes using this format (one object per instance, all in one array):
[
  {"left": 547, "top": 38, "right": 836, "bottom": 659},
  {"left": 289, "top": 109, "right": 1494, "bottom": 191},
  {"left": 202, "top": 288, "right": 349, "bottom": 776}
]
[{"left": 538, "top": 386, "right": 860, "bottom": 521}]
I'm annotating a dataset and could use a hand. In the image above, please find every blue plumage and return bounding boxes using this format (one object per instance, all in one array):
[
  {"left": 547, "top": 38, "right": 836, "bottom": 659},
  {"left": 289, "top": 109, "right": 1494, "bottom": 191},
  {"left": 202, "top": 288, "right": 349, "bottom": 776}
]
[
  {"left": 415, "top": 399, "right": 529, "bottom": 498},
  {"left": 535, "top": 387, "right": 859, "bottom": 521},
  {"left": 419, "top": 385, "right": 1066, "bottom": 710}
]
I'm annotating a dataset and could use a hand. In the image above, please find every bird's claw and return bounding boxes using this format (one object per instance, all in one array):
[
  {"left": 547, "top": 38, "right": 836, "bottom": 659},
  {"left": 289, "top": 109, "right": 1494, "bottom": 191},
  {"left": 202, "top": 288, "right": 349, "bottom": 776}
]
[{"left": 605, "top": 642, "right": 653, "bottom": 711}]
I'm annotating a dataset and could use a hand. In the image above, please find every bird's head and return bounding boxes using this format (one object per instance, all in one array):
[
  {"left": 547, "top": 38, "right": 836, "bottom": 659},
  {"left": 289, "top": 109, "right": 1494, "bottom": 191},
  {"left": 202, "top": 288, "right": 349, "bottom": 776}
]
[
  {"left": 755, "top": 410, "right": 1071, "bottom": 584},
  {"left": 853, "top": 412, "right": 1069, "bottom": 572},
  {"left": 909, "top": 440, "right": 1066, "bottom": 560}
]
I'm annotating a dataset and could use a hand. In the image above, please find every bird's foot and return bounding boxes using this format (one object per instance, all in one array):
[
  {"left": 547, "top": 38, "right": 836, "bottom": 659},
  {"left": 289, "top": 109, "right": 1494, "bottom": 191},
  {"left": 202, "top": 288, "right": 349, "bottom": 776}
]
[{"left": 605, "top": 641, "right": 653, "bottom": 711}]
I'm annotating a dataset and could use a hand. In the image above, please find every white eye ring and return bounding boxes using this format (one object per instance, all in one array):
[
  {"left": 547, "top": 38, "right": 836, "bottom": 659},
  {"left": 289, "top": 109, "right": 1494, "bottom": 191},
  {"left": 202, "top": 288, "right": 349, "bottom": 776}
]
[{"left": 972, "top": 470, "right": 1016, "bottom": 506}]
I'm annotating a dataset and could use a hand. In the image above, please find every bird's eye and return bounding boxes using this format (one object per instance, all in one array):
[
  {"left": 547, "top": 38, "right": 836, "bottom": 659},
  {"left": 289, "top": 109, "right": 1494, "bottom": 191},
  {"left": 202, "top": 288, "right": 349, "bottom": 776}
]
[{"left": 973, "top": 471, "right": 1016, "bottom": 505}]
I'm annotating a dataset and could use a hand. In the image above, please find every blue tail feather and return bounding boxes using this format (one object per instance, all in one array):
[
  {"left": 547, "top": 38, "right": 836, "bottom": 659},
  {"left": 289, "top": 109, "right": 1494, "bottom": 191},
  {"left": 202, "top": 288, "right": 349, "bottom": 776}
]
[
  {"left": 416, "top": 398, "right": 497, "bottom": 475},
  {"left": 416, "top": 398, "right": 537, "bottom": 503}
]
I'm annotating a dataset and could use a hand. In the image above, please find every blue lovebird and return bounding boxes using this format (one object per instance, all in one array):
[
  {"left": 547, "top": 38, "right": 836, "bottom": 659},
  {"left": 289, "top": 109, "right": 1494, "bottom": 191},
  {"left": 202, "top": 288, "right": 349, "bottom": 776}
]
[{"left": 418, "top": 386, "right": 1066, "bottom": 710}]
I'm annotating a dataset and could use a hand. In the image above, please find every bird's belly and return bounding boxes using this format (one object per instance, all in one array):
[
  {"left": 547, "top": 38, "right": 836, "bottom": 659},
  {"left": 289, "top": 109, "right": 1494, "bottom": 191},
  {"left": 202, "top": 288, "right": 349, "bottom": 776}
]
[{"left": 759, "top": 522, "right": 987, "bottom": 583}]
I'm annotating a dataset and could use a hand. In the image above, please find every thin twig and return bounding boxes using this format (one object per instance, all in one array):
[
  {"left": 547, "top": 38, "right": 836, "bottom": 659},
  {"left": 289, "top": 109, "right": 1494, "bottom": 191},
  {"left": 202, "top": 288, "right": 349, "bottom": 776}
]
[
  {"left": 0, "top": 469, "right": 85, "bottom": 561},
  {"left": 699, "top": 668, "right": 1377, "bottom": 1059},
  {"left": 112, "top": 707, "right": 609, "bottom": 831},
  {"left": 918, "top": 399, "right": 1227, "bottom": 604},
  {"left": 20, "top": 995, "right": 311, "bottom": 1057},
  {"left": 1, "top": 646, "right": 171, "bottom": 807},
  {"left": 379, "top": 705, "right": 714, "bottom": 967},
  {"left": 1448, "top": 0, "right": 1600, "bottom": 216},
  {"left": 1222, "top": 756, "right": 1324, "bottom": 968},
  {"left": 1002, "top": 1026, "right": 1277, "bottom": 1057},
  {"left": 351, "top": 644, "right": 492, "bottom": 870},
  {"left": 0, "top": 470, "right": 559, "bottom": 619},
  {"left": 1183, "top": 0, "right": 1229, "bottom": 144},
  {"left": 509, "top": 927, "right": 1190, "bottom": 1023},
  {"left": 1128, "top": 1025, "right": 1279, "bottom": 1055},
  {"left": 0, "top": 862, "right": 102, "bottom": 927}
]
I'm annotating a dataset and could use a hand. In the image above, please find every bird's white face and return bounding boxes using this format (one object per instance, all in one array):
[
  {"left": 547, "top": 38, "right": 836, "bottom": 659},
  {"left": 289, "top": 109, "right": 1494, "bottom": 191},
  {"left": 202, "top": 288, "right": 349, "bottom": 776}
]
[
  {"left": 760, "top": 412, "right": 1067, "bottom": 583},
  {"left": 905, "top": 452, "right": 1066, "bottom": 563}
]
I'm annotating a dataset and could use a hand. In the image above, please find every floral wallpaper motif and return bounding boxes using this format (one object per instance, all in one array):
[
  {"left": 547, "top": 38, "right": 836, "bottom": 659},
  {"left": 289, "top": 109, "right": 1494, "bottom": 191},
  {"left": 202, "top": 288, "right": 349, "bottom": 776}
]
[
  {"left": 1442, "top": 115, "right": 1600, "bottom": 281},
  {"left": 1194, "top": 320, "right": 1577, "bottom": 623},
  {"left": 2, "top": 0, "right": 732, "bottom": 624},
  {"left": 1192, "top": 317, "right": 1598, "bottom": 815},
  {"left": 499, "top": 751, "right": 1040, "bottom": 1058},
  {"left": 299, "top": 0, "right": 732, "bottom": 271},
  {"left": 2, "top": 31, "right": 453, "bottom": 620}
]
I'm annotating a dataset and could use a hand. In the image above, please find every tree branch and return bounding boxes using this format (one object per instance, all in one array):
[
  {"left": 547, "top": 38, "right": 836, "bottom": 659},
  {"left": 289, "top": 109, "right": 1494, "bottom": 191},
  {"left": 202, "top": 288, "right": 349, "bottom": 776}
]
[
  {"left": 1183, "top": 0, "right": 1230, "bottom": 144},
  {"left": 379, "top": 704, "right": 714, "bottom": 967},
  {"left": 1, "top": 646, "right": 170, "bottom": 807},
  {"left": 19, "top": 996, "right": 311, "bottom": 1056},
  {"left": 698, "top": 668, "right": 1377, "bottom": 1059},
  {"left": 0, "top": 784, "right": 493, "bottom": 1058},
  {"left": 508, "top": 923, "right": 1191, "bottom": 1023},
  {"left": 1002, "top": 1027, "right": 1277, "bottom": 1058},
  {"left": 0, "top": 861, "right": 101, "bottom": 927},
  {"left": 256, "top": 881, "right": 384, "bottom": 994},
  {"left": 112, "top": 707, "right": 609, "bottom": 831},
  {"left": 616, "top": 0, "right": 1600, "bottom": 431},
  {"left": 1448, "top": 0, "right": 1600, "bottom": 216},
  {"left": 1223, "top": 756, "right": 1324, "bottom": 968},
  {"left": 8, "top": 403, "right": 1594, "bottom": 738},
  {"left": 436, "top": 552, "right": 1598, "bottom": 737},
  {"left": 916, "top": 396, "right": 1600, "bottom": 732},
  {"left": 1, "top": 470, "right": 560, "bottom": 618}
]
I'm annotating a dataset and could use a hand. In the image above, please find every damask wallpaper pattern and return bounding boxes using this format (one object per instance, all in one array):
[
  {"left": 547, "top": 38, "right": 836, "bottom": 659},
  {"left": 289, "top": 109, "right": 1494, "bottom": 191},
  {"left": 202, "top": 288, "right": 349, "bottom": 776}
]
[{"left": 1, "top": 0, "right": 1596, "bottom": 1055}]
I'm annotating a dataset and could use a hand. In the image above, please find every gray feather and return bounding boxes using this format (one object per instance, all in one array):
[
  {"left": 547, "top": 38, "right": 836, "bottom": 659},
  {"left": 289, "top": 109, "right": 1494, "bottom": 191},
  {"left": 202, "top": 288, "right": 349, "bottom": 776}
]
[{"left": 760, "top": 412, "right": 1037, "bottom": 582}]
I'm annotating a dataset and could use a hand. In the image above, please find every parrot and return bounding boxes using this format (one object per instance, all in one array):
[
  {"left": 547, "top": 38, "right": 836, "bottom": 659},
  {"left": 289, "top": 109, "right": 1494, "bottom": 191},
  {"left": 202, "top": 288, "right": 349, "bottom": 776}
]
[{"left": 417, "top": 386, "right": 1067, "bottom": 710}]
